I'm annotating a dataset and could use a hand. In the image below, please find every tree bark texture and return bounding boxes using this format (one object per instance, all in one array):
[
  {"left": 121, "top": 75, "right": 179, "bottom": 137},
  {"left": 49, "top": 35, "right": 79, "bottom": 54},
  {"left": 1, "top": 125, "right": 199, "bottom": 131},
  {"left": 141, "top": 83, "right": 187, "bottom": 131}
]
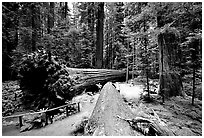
[
  {"left": 67, "top": 67, "right": 130, "bottom": 96},
  {"left": 47, "top": 2, "right": 55, "bottom": 61},
  {"left": 95, "top": 2, "right": 104, "bottom": 69},
  {"left": 31, "top": 3, "right": 37, "bottom": 51},
  {"left": 88, "top": 2, "right": 95, "bottom": 67},
  {"left": 47, "top": 2, "right": 54, "bottom": 34},
  {"left": 84, "top": 82, "right": 174, "bottom": 136},
  {"left": 158, "top": 31, "right": 184, "bottom": 97},
  {"left": 85, "top": 82, "right": 141, "bottom": 136},
  {"left": 143, "top": 18, "right": 150, "bottom": 97},
  {"left": 64, "top": 2, "right": 68, "bottom": 19}
]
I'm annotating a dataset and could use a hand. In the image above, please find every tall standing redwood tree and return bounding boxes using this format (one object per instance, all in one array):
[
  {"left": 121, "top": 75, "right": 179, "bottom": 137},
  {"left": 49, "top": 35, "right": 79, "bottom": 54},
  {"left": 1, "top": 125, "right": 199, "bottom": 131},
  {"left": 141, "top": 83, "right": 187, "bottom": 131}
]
[
  {"left": 31, "top": 3, "right": 41, "bottom": 52},
  {"left": 88, "top": 2, "right": 95, "bottom": 67},
  {"left": 157, "top": 11, "right": 185, "bottom": 98},
  {"left": 31, "top": 3, "right": 37, "bottom": 51},
  {"left": 64, "top": 2, "right": 68, "bottom": 19},
  {"left": 95, "top": 2, "right": 104, "bottom": 69},
  {"left": 47, "top": 2, "right": 55, "bottom": 61}
]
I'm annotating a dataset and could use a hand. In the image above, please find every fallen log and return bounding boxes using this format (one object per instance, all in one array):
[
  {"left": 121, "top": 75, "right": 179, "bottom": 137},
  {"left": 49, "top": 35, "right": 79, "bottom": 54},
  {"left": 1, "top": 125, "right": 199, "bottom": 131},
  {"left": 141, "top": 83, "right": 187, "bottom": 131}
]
[
  {"left": 18, "top": 50, "right": 131, "bottom": 110},
  {"left": 67, "top": 68, "right": 129, "bottom": 95},
  {"left": 84, "top": 82, "right": 174, "bottom": 136},
  {"left": 84, "top": 82, "right": 141, "bottom": 136}
]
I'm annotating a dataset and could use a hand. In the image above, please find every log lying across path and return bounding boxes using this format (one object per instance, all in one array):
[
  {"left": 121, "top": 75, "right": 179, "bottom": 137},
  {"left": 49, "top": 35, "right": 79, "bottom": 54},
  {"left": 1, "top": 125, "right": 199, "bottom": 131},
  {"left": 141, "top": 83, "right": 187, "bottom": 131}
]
[
  {"left": 66, "top": 68, "right": 131, "bottom": 96},
  {"left": 84, "top": 82, "right": 174, "bottom": 136},
  {"left": 17, "top": 54, "right": 135, "bottom": 110}
]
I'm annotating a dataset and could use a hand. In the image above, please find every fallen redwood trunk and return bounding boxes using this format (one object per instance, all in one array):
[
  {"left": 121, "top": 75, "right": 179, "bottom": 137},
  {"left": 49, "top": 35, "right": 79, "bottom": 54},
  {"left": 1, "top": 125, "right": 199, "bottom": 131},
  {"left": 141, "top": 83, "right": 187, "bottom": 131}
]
[
  {"left": 18, "top": 51, "right": 132, "bottom": 110},
  {"left": 84, "top": 82, "right": 141, "bottom": 136},
  {"left": 84, "top": 82, "right": 174, "bottom": 136},
  {"left": 67, "top": 68, "right": 130, "bottom": 96}
]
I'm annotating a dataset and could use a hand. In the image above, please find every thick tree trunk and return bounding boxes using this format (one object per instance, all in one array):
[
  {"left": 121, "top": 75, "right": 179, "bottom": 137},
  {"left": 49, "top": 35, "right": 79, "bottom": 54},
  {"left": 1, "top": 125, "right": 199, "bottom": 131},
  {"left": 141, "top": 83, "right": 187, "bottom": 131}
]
[
  {"left": 47, "top": 2, "right": 55, "bottom": 61},
  {"left": 19, "top": 55, "right": 131, "bottom": 110},
  {"left": 156, "top": 7, "right": 184, "bottom": 98},
  {"left": 85, "top": 82, "right": 141, "bottom": 136},
  {"left": 47, "top": 2, "right": 54, "bottom": 34},
  {"left": 158, "top": 32, "right": 184, "bottom": 97},
  {"left": 88, "top": 2, "right": 95, "bottom": 67},
  {"left": 67, "top": 68, "right": 129, "bottom": 95},
  {"left": 95, "top": 2, "right": 104, "bottom": 68},
  {"left": 31, "top": 4, "right": 37, "bottom": 51},
  {"left": 64, "top": 2, "right": 68, "bottom": 19},
  {"left": 85, "top": 82, "right": 174, "bottom": 136}
]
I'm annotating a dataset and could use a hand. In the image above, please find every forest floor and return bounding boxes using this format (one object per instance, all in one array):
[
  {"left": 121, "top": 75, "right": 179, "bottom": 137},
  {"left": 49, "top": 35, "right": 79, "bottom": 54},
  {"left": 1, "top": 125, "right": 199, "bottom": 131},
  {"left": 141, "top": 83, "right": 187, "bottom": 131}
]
[
  {"left": 2, "top": 80, "right": 202, "bottom": 136},
  {"left": 2, "top": 91, "right": 100, "bottom": 136}
]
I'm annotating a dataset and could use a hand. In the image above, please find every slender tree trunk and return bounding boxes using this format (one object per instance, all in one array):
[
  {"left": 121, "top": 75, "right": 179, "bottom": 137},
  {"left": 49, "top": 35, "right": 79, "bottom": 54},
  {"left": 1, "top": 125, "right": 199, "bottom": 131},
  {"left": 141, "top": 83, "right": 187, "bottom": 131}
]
[
  {"left": 95, "top": 2, "right": 104, "bottom": 68},
  {"left": 110, "top": 38, "right": 113, "bottom": 69},
  {"left": 31, "top": 3, "right": 36, "bottom": 51},
  {"left": 191, "top": 38, "right": 199, "bottom": 105},
  {"left": 126, "top": 40, "right": 129, "bottom": 83},
  {"left": 47, "top": 2, "right": 55, "bottom": 61},
  {"left": 143, "top": 18, "right": 150, "bottom": 97},
  {"left": 14, "top": 3, "right": 19, "bottom": 50},
  {"left": 64, "top": 2, "right": 68, "bottom": 19},
  {"left": 160, "top": 33, "right": 165, "bottom": 103},
  {"left": 88, "top": 2, "right": 95, "bottom": 67},
  {"left": 132, "top": 39, "right": 135, "bottom": 80},
  {"left": 47, "top": 2, "right": 54, "bottom": 33},
  {"left": 104, "top": 19, "right": 110, "bottom": 69},
  {"left": 192, "top": 66, "right": 196, "bottom": 105},
  {"left": 111, "top": 28, "right": 115, "bottom": 69}
]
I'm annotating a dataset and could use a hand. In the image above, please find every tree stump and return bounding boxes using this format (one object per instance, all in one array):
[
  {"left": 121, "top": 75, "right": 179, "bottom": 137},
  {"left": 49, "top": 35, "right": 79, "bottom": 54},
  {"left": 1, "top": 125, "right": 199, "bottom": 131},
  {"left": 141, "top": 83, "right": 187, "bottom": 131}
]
[{"left": 158, "top": 29, "right": 185, "bottom": 98}]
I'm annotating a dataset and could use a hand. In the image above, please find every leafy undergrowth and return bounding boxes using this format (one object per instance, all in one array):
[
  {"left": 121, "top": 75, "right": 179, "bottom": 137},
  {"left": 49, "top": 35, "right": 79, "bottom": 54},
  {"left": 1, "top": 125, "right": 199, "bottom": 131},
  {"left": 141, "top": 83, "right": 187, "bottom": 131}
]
[
  {"left": 183, "top": 82, "right": 202, "bottom": 100},
  {"left": 183, "top": 73, "right": 202, "bottom": 100},
  {"left": 2, "top": 81, "right": 24, "bottom": 116}
]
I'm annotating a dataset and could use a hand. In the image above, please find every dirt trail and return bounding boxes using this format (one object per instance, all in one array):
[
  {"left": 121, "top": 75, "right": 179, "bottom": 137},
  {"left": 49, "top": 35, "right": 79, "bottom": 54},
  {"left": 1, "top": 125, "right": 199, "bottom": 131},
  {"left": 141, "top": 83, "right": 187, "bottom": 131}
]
[
  {"left": 2, "top": 82, "right": 202, "bottom": 136},
  {"left": 2, "top": 93, "right": 99, "bottom": 136}
]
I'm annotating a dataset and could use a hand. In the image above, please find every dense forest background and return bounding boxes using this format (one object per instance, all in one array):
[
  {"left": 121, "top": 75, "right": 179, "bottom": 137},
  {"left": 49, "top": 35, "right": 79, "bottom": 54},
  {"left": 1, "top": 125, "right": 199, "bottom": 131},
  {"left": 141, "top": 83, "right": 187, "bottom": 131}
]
[
  {"left": 2, "top": 2, "right": 202, "bottom": 81},
  {"left": 1, "top": 2, "right": 202, "bottom": 135},
  {"left": 2, "top": 2, "right": 202, "bottom": 103}
]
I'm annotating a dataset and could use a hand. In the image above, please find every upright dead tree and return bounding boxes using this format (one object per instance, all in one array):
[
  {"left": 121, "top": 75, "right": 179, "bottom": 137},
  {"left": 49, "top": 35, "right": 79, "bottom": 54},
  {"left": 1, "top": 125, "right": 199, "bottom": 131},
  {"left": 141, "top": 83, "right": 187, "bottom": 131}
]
[
  {"left": 156, "top": 5, "right": 186, "bottom": 99},
  {"left": 157, "top": 28, "right": 185, "bottom": 98}
]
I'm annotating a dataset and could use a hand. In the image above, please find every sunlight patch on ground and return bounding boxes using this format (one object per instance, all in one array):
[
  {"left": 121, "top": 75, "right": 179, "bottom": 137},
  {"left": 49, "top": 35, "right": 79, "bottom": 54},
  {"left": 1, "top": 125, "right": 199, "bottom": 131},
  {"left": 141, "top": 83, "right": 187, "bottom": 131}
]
[{"left": 115, "top": 83, "right": 144, "bottom": 101}]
